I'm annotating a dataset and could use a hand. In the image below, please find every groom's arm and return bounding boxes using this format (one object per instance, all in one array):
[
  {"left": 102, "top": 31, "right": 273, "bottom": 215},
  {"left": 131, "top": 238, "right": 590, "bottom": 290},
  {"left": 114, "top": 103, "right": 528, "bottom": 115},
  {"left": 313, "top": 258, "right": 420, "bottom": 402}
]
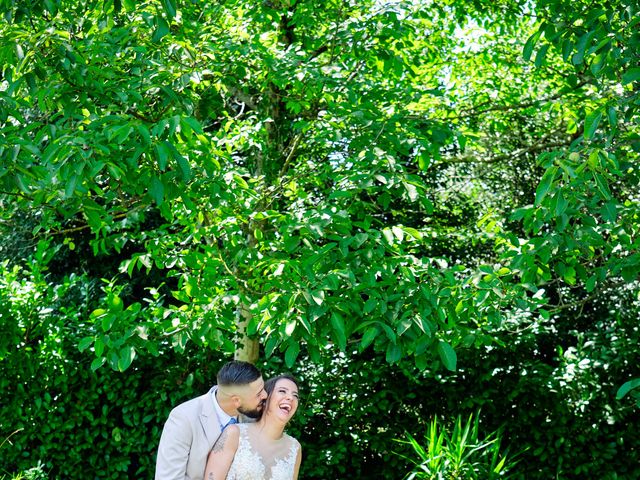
[{"left": 155, "top": 407, "right": 192, "bottom": 480}]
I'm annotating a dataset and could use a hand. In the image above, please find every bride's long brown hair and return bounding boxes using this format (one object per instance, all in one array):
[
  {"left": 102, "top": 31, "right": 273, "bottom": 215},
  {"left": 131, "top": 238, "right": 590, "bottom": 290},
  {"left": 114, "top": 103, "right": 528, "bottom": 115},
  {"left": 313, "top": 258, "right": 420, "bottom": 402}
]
[{"left": 264, "top": 374, "right": 299, "bottom": 396}]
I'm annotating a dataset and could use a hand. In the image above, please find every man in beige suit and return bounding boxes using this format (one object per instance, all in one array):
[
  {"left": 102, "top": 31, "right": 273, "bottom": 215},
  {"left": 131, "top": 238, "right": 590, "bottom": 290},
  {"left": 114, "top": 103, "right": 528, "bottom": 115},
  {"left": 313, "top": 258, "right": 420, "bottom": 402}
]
[{"left": 155, "top": 361, "right": 268, "bottom": 480}]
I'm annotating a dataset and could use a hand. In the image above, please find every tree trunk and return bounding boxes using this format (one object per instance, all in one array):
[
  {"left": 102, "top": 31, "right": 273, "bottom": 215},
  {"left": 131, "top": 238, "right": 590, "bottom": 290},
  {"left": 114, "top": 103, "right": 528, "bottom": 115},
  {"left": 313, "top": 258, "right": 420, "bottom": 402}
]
[
  {"left": 233, "top": 4, "right": 297, "bottom": 364},
  {"left": 234, "top": 302, "right": 259, "bottom": 363}
]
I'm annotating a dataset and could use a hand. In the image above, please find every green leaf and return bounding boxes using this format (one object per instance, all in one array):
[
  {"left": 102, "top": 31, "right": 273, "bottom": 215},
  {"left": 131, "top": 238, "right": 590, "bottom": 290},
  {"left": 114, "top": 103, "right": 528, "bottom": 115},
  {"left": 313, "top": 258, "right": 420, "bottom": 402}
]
[
  {"left": 587, "top": 149, "right": 599, "bottom": 170},
  {"left": 44, "top": 0, "right": 58, "bottom": 15},
  {"left": 264, "top": 336, "right": 279, "bottom": 358},
  {"left": 621, "top": 266, "right": 637, "bottom": 283},
  {"left": 150, "top": 177, "right": 164, "bottom": 206},
  {"left": 616, "top": 379, "right": 640, "bottom": 400},
  {"left": 554, "top": 191, "right": 568, "bottom": 216},
  {"left": 418, "top": 151, "right": 430, "bottom": 170},
  {"left": 523, "top": 30, "right": 541, "bottom": 62},
  {"left": 101, "top": 313, "right": 116, "bottom": 332},
  {"left": 510, "top": 206, "right": 532, "bottom": 222},
  {"left": 397, "top": 316, "right": 412, "bottom": 336},
  {"left": 311, "top": 290, "right": 324, "bottom": 306},
  {"left": 607, "top": 107, "right": 617, "bottom": 129},
  {"left": 360, "top": 327, "right": 379, "bottom": 350},
  {"left": 117, "top": 345, "right": 136, "bottom": 372},
  {"left": 622, "top": 67, "right": 640, "bottom": 85},
  {"left": 534, "top": 44, "right": 549, "bottom": 67},
  {"left": 462, "top": 334, "right": 476, "bottom": 347},
  {"left": 374, "top": 321, "right": 396, "bottom": 343},
  {"left": 385, "top": 343, "right": 402, "bottom": 363},
  {"left": 152, "top": 17, "right": 170, "bottom": 42},
  {"left": 64, "top": 174, "right": 77, "bottom": 199},
  {"left": 584, "top": 109, "right": 602, "bottom": 140},
  {"left": 182, "top": 116, "right": 204, "bottom": 135},
  {"left": 416, "top": 334, "right": 432, "bottom": 355},
  {"left": 561, "top": 39, "right": 574, "bottom": 62},
  {"left": 299, "top": 315, "right": 312, "bottom": 335},
  {"left": 125, "top": 256, "right": 139, "bottom": 277},
  {"left": 563, "top": 266, "right": 576, "bottom": 285},
  {"left": 136, "top": 124, "right": 151, "bottom": 145},
  {"left": 330, "top": 313, "right": 347, "bottom": 351},
  {"left": 602, "top": 201, "right": 617, "bottom": 222},
  {"left": 91, "top": 357, "right": 106, "bottom": 371},
  {"left": 593, "top": 172, "right": 611, "bottom": 199},
  {"left": 363, "top": 298, "right": 377, "bottom": 314},
  {"left": 284, "top": 341, "right": 300, "bottom": 368},
  {"left": 95, "top": 336, "right": 105, "bottom": 357},
  {"left": 173, "top": 332, "right": 188, "bottom": 353},
  {"left": 78, "top": 337, "right": 93, "bottom": 352},
  {"left": 161, "top": 0, "right": 177, "bottom": 19},
  {"left": 123, "top": 0, "right": 136, "bottom": 11},
  {"left": 590, "top": 53, "right": 606, "bottom": 75},
  {"left": 403, "top": 227, "right": 422, "bottom": 240},
  {"left": 437, "top": 340, "right": 457, "bottom": 371},
  {"left": 175, "top": 154, "right": 192, "bottom": 182},
  {"left": 155, "top": 142, "right": 170, "bottom": 170},
  {"left": 572, "top": 30, "right": 595, "bottom": 65},
  {"left": 284, "top": 319, "right": 296, "bottom": 336},
  {"left": 233, "top": 174, "right": 249, "bottom": 189},
  {"left": 534, "top": 166, "right": 557, "bottom": 206},
  {"left": 415, "top": 354, "right": 428, "bottom": 371}
]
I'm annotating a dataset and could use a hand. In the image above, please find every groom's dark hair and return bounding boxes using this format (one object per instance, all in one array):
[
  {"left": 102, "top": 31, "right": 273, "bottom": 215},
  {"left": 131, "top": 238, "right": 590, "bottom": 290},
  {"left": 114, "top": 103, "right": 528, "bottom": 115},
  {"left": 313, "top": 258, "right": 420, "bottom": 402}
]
[{"left": 217, "top": 360, "right": 261, "bottom": 386}]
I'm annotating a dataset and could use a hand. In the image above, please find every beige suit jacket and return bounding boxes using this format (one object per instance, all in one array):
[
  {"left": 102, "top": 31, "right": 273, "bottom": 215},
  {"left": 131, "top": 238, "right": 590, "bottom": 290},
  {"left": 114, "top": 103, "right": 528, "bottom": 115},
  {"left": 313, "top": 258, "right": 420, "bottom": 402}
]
[{"left": 155, "top": 386, "right": 223, "bottom": 480}]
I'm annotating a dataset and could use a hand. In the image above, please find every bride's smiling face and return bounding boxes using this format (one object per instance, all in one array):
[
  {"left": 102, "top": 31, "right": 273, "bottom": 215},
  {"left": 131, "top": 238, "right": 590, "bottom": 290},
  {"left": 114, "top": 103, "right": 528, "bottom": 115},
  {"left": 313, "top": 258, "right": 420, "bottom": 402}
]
[{"left": 265, "top": 378, "right": 299, "bottom": 422}]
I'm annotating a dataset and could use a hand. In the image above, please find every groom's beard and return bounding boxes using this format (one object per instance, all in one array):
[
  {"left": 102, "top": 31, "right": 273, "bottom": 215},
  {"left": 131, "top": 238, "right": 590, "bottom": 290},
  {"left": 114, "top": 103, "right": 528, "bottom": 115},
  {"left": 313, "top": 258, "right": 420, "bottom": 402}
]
[{"left": 238, "top": 403, "right": 263, "bottom": 419}]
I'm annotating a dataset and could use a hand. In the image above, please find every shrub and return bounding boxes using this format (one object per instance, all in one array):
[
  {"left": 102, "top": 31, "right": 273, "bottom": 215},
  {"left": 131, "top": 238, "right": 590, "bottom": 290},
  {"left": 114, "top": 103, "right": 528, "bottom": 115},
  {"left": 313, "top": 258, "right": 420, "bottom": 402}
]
[{"left": 395, "top": 413, "right": 518, "bottom": 480}]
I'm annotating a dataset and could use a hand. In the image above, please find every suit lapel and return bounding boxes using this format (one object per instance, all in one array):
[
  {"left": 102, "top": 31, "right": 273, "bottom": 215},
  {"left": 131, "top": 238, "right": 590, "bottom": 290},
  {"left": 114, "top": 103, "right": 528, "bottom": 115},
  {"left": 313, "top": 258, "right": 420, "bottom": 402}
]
[{"left": 199, "top": 386, "right": 222, "bottom": 446}]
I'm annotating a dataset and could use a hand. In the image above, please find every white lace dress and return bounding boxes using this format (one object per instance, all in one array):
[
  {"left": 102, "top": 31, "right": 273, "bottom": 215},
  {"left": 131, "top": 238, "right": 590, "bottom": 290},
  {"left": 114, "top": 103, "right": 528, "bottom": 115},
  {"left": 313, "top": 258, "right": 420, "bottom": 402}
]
[{"left": 227, "top": 424, "right": 299, "bottom": 480}]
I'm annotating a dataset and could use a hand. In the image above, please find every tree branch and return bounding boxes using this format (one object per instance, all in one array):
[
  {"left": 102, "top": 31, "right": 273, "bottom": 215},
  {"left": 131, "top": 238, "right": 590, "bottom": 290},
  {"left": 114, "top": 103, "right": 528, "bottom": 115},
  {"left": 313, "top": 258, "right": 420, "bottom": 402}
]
[
  {"left": 547, "top": 279, "right": 631, "bottom": 313},
  {"left": 445, "top": 139, "right": 574, "bottom": 164},
  {"left": 278, "top": 133, "right": 303, "bottom": 177},
  {"left": 451, "top": 80, "right": 589, "bottom": 121}
]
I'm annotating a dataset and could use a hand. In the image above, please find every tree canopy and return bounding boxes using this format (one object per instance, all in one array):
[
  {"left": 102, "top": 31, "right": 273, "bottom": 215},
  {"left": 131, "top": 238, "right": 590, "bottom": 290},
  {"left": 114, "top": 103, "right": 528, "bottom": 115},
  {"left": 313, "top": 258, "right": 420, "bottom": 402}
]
[{"left": 1, "top": 0, "right": 640, "bottom": 477}]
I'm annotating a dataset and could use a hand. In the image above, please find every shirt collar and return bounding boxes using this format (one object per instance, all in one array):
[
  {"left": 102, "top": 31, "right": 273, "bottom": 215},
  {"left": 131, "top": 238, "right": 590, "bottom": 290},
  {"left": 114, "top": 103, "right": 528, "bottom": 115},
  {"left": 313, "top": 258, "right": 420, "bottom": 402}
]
[{"left": 212, "top": 387, "right": 236, "bottom": 427}]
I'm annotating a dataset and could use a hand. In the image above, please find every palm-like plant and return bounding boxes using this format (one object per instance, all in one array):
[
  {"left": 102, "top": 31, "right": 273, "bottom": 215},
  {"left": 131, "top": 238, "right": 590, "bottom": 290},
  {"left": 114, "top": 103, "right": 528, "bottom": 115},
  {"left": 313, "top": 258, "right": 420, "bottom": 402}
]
[
  {"left": 0, "top": 465, "right": 47, "bottom": 480},
  {"left": 396, "top": 414, "right": 519, "bottom": 479}
]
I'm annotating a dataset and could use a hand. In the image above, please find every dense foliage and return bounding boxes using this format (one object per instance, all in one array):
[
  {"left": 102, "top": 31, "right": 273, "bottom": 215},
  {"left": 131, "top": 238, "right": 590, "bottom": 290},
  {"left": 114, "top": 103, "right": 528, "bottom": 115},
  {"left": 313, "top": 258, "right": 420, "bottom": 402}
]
[{"left": 2, "top": 0, "right": 639, "bottom": 478}]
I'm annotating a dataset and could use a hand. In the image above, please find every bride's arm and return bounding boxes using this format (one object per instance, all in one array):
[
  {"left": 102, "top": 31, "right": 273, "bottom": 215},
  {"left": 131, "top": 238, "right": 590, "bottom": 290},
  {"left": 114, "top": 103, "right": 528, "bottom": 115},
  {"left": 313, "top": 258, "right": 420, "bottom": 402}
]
[
  {"left": 204, "top": 426, "right": 240, "bottom": 480},
  {"left": 292, "top": 442, "right": 302, "bottom": 480}
]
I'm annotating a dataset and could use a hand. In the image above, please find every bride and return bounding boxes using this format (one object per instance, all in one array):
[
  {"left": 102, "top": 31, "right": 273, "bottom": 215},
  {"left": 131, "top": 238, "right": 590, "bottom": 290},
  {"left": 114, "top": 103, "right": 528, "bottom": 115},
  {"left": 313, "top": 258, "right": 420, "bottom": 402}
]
[{"left": 204, "top": 374, "right": 302, "bottom": 480}]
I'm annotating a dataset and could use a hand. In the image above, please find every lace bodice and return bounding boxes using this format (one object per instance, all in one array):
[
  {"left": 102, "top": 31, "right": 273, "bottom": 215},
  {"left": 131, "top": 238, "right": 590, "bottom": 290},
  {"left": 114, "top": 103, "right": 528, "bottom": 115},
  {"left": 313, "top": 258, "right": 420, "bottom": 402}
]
[{"left": 227, "top": 424, "right": 299, "bottom": 480}]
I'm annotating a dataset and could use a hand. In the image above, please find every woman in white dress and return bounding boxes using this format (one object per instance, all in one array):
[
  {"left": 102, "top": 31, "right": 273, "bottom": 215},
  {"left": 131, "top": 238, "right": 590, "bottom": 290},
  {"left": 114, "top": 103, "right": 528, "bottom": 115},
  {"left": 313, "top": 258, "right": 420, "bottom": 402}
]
[{"left": 204, "top": 374, "right": 302, "bottom": 480}]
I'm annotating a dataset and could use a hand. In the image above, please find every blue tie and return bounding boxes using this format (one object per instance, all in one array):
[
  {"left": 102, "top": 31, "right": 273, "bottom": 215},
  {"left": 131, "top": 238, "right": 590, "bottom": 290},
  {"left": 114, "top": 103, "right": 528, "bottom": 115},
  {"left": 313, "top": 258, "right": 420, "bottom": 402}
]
[{"left": 223, "top": 417, "right": 238, "bottom": 430}]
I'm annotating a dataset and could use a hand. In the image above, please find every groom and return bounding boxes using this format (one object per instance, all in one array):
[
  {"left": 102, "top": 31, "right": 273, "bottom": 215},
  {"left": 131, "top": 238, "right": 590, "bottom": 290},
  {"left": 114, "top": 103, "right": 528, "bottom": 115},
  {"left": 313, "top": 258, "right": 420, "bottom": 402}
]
[{"left": 155, "top": 360, "right": 268, "bottom": 480}]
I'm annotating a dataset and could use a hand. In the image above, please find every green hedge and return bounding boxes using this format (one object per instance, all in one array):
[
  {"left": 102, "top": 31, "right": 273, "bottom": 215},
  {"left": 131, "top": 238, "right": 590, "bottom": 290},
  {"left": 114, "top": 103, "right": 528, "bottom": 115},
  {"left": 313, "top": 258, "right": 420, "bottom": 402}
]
[{"left": 2, "top": 262, "right": 639, "bottom": 479}]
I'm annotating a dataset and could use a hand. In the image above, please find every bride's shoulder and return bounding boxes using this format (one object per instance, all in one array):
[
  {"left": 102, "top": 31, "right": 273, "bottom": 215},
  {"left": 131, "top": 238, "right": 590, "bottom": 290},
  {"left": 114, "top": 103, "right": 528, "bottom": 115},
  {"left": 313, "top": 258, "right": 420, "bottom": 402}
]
[
  {"left": 284, "top": 433, "right": 301, "bottom": 449},
  {"left": 219, "top": 424, "right": 242, "bottom": 444},
  {"left": 212, "top": 424, "right": 241, "bottom": 454}
]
